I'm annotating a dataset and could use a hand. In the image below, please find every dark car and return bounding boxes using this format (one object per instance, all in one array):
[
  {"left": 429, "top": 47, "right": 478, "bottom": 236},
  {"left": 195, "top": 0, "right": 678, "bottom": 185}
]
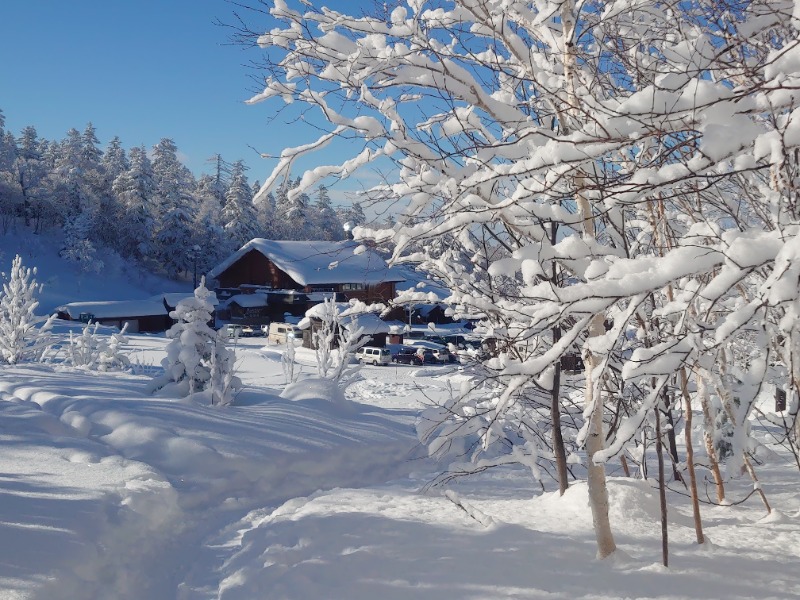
[
  {"left": 392, "top": 347, "right": 423, "bottom": 365},
  {"left": 415, "top": 348, "right": 438, "bottom": 364}
]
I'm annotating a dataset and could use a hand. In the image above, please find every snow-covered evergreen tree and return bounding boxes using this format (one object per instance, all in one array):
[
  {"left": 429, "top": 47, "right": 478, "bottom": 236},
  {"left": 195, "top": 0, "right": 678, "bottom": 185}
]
[
  {"left": 194, "top": 174, "right": 229, "bottom": 271},
  {"left": 95, "top": 135, "right": 128, "bottom": 251},
  {"left": 313, "top": 185, "right": 344, "bottom": 240},
  {"left": 151, "top": 138, "right": 197, "bottom": 275},
  {"left": 0, "top": 255, "right": 55, "bottom": 365},
  {"left": 101, "top": 136, "right": 129, "bottom": 184},
  {"left": 155, "top": 277, "right": 218, "bottom": 395},
  {"left": 60, "top": 212, "right": 103, "bottom": 273},
  {"left": 254, "top": 187, "right": 276, "bottom": 237},
  {"left": 150, "top": 277, "right": 238, "bottom": 404},
  {"left": 114, "top": 145, "right": 156, "bottom": 261},
  {"left": 13, "top": 126, "right": 47, "bottom": 229},
  {"left": 0, "top": 127, "right": 21, "bottom": 232},
  {"left": 339, "top": 201, "right": 366, "bottom": 235},
  {"left": 222, "top": 160, "right": 257, "bottom": 248}
]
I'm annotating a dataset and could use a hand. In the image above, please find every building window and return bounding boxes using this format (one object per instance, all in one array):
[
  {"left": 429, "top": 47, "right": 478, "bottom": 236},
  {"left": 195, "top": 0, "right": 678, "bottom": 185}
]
[{"left": 341, "top": 283, "right": 365, "bottom": 291}]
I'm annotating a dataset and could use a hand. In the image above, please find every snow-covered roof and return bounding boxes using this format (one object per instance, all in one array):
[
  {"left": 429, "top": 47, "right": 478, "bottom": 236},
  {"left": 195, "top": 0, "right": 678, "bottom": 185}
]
[
  {"left": 226, "top": 293, "right": 270, "bottom": 308},
  {"left": 344, "top": 313, "right": 391, "bottom": 335},
  {"left": 206, "top": 239, "right": 405, "bottom": 286},
  {"left": 303, "top": 302, "right": 392, "bottom": 335},
  {"left": 162, "top": 292, "right": 200, "bottom": 308},
  {"left": 57, "top": 298, "right": 168, "bottom": 319}
]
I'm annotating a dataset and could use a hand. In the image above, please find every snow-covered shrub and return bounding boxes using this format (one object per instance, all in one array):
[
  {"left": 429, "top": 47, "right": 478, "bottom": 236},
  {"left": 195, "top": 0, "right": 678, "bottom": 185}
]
[
  {"left": 309, "top": 298, "right": 368, "bottom": 386},
  {"left": 282, "top": 336, "right": 298, "bottom": 385},
  {"left": 98, "top": 323, "right": 130, "bottom": 371},
  {"left": 0, "top": 254, "right": 55, "bottom": 364},
  {"left": 67, "top": 321, "right": 130, "bottom": 371},
  {"left": 209, "top": 332, "right": 241, "bottom": 406},
  {"left": 313, "top": 297, "right": 337, "bottom": 378}
]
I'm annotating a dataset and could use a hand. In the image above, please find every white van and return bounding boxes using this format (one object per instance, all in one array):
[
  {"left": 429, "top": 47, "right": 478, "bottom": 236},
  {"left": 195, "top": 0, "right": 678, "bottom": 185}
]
[
  {"left": 226, "top": 324, "right": 244, "bottom": 338},
  {"left": 355, "top": 346, "right": 392, "bottom": 366},
  {"left": 268, "top": 322, "right": 302, "bottom": 345}
]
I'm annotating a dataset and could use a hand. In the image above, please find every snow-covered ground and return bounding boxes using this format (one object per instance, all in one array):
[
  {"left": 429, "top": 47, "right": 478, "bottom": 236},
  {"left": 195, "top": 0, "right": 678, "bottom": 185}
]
[
  {"left": 2, "top": 331, "right": 800, "bottom": 599},
  {"left": 0, "top": 240, "right": 799, "bottom": 599}
]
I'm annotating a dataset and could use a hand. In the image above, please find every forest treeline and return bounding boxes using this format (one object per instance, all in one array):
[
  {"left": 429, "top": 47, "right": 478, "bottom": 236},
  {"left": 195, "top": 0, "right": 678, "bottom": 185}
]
[{"left": 0, "top": 110, "right": 370, "bottom": 277}]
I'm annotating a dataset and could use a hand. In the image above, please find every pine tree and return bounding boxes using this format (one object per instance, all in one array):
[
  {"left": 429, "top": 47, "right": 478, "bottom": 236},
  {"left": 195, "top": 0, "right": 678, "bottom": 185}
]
[
  {"left": 313, "top": 185, "right": 344, "bottom": 240},
  {"left": 102, "top": 136, "right": 129, "bottom": 183},
  {"left": 151, "top": 138, "right": 197, "bottom": 274},
  {"left": 14, "top": 126, "right": 46, "bottom": 229},
  {"left": 0, "top": 127, "right": 20, "bottom": 232},
  {"left": 221, "top": 160, "right": 257, "bottom": 248},
  {"left": 97, "top": 136, "right": 129, "bottom": 250},
  {"left": 149, "top": 277, "right": 239, "bottom": 403},
  {"left": 60, "top": 212, "right": 103, "bottom": 273},
  {"left": 0, "top": 255, "right": 55, "bottom": 365},
  {"left": 113, "top": 146, "right": 156, "bottom": 261},
  {"left": 340, "top": 201, "right": 366, "bottom": 232},
  {"left": 194, "top": 174, "right": 228, "bottom": 271},
  {"left": 254, "top": 187, "right": 276, "bottom": 238},
  {"left": 288, "top": 179, "right": 311, "bottom": 239}
]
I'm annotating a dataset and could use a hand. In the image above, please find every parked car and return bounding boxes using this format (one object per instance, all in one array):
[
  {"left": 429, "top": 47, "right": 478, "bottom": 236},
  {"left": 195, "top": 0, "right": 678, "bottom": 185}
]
[
  {"left": 431, "top": 348, "right": 454, "bottom": 363},
  {"left": 268, "top": 322, "right": 302, "bottom": 344},
  {"left": 392, "top": 347, "right": 423, "bottom": 365},
  {"left": 355, "top": 346, "right": 392, "bottom": 366},
  {"left": 415, "top": 348, "right": 437, "bottom": 364},
  {"left": 226, "top": 324, "right": 243, "bottom": 338},
  {"left": 241, "top": 325, "right": 256, "bottom": 337}
]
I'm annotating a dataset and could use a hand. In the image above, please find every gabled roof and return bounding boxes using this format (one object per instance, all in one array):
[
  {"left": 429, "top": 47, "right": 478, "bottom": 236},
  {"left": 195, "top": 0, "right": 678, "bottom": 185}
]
[
  {"left": 57, "top": 298, "right": 168, "bottom": 320},
  {"left": 226, "top": 293, "right": 270, "bottom": 308},
  {"left": 206, "top": 239, "right": 405, "bottom": 286}
]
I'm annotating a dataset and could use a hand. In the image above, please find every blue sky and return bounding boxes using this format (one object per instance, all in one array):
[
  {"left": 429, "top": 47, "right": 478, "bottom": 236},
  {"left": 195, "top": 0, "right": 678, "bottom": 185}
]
[{"left": 0, "top": 1, "right": 329, "bottom": 183}]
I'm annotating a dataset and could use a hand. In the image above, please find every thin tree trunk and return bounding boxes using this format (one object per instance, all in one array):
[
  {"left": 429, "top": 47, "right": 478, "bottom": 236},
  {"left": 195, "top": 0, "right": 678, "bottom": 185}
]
[
  {"left": 551, "top": 338, "right": 569, "bottom": 495},
  {"left": 584, "top": 314, "right": 617, "bottom": 559},
  {"left": 715, "top": 352, "right": 771, "bottom": 514},
  {"left": 550, "top": 224, "right": 569, "bottom": 496},
  {"left": 655, "top": 404, "right": 669, "bottom": 567},
  {"left": 694, "top": 367, "right": 726, "bottom": 503},
  {"left": 664, "top": 396, "right": 684, "bottom": 484},
  {"left": 679, "top": 368, "right": 705, "bottom": 544},
  {"left": 562, "top": 0, "right": 615, "bottom": 559},
  {"left": 620, "top": 453, "right": 631, "bottom": 477}
]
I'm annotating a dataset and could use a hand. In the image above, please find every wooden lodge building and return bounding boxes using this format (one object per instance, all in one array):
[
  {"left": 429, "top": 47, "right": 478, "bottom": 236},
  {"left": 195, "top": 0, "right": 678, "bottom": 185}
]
[{"left": 206, "top": 239, "right": 405, "bottom": 325}]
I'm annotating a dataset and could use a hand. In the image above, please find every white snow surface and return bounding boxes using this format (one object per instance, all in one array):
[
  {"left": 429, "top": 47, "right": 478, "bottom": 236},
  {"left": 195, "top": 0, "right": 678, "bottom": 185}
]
[{"left": 1, "top": 240, "right": 800, "bottom": 599}]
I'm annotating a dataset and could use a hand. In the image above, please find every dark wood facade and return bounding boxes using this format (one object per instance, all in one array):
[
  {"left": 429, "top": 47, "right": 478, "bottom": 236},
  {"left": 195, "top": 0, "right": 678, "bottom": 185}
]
[
  {"left": 56, "top": 310, "right": 172, "bottom": 333},
  {"left": 215, "top": 250, "right": 302, "bottom": 291},
  {"left": 213, "top": 249, "right": 398, "bottom": 303}
]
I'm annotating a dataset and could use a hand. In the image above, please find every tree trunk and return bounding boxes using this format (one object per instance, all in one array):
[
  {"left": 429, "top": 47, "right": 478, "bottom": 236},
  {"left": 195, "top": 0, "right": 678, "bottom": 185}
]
[
  {"left": 551, "top": 345, "right": 569, "bottom": 496},
  {"left": 679, "top": 368, "right": 705, "bottom": 544},
  {"left": 715, "top": 352, "right": 771, "bottom": 514},
  {"left": 655, "top": 404, "right": 669, "bottom": 567},
  {"left": 694, "top": 367, "right": 726, "bottom": 503},
  {"left": 664, "top": 395, "right": 684, "bottom": 484},
  {"left": 562, "top": 0, "right": 615, "bottom": 559},
  {"left": 584, "top": 314, "right": 617, "bottom": 559},
  {"left": 550, "top": 224, "right": 569, "bottom": 496},
  {"left": 620, "top": 453, "right": 631, "bottom": 477}
]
